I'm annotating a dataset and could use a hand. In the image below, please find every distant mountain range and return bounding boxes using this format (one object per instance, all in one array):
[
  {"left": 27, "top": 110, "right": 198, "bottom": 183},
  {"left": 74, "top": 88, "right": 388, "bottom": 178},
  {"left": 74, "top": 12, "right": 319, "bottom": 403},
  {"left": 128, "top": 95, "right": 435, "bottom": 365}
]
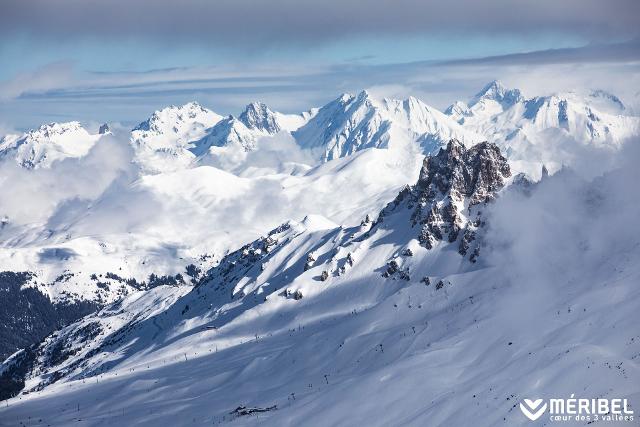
[{"left": 2, "top": 82, "right": 636, "bottom": 177}]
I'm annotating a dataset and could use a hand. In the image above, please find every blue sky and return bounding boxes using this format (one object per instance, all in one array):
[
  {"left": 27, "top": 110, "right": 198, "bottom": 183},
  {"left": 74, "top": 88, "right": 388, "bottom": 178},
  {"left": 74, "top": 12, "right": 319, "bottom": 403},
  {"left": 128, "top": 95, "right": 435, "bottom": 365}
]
[{"left": 1, "top": 0, "right": 639, "bottom": 131}]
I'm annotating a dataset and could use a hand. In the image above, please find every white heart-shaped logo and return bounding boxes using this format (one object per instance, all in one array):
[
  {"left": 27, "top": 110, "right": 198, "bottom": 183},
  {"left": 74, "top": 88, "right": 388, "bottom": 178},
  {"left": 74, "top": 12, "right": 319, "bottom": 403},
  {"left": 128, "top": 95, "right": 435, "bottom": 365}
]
[{"left": 520, "top": 398, "right": 547, "bottom": 421}]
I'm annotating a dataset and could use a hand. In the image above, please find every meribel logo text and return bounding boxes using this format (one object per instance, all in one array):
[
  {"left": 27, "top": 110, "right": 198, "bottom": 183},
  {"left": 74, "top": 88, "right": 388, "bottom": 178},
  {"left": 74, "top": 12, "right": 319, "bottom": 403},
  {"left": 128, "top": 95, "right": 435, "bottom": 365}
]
[{"left": 520, "top": 394, "right": 634, "bottom": 423}]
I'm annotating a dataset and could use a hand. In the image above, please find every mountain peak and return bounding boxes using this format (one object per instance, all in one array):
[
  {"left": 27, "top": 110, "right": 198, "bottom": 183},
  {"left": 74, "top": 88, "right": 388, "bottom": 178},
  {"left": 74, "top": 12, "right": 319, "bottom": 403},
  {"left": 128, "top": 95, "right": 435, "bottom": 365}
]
[
  {"left": 422, "top": 139, "right": 510, "bottom": 199},
  {"left": 333, "top": 90, "right": 373, "bottom": 106},
  {"left": 471, "top": 80, "right": 523, "bottom": 107},
  {"left": 183, "top": 100, "right": 203, "bottom": 109},
  {"left": 133, "top": 102, "right": 220, "bottom": 133},
  {"left": 238, "top": 102, "right": 281, "bottom": 133},
  {"left": 356, "top": 89, "right": 373, "bottom": 100},
  {"left": 477, "top": 79, "right": 505, "bottom": 95},
  {"left": 295, "top": 90, "right": 479, "bottom": 161},
  {"left": 336, "top": 93, "right": 354, "bottom": 104},
  {"left": 444, "top": 101, "right": 472, "bottom": 123},
  {"left": 417, "top": 139, "right": 510, "bottom": 253},
  {"left": 32, "top": 121, "right": 83, "bottom": 137},
  {"left": 378, "top": 139, "right": 510, "bottom": 259}
]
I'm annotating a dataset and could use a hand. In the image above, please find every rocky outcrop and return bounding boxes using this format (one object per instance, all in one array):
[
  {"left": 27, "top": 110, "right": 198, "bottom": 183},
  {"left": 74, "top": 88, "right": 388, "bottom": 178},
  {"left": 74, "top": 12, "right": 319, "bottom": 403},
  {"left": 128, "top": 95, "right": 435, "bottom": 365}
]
[
  {"left": 378, "top": 139, "right": 511, "bottom": 260},
  {"left": 98, "top": 123, "right": 110, "bottom": 134}
]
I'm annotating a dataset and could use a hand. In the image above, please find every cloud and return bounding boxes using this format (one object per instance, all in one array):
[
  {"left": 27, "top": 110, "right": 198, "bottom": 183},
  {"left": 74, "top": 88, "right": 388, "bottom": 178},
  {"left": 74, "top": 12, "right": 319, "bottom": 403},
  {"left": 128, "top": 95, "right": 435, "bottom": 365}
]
[
  {"left": 484, "top": 137, "right": 640, "bottom": 308},
  {"left": 0, "top": 123, "right": 18, "bottom": 139},
  {"left": 0, "top": 132, "right": 149, "bottom": 227},
  {"left": 438, "top": 39, "right": 640, "bottom": 66},
  {"left": 203, "top": 132, "right": 317, "bottom": 176},
  {"left": 0, "top": 61, "right": 74, "bottom": 101},
  {"left": 1, "top": 1, "right": 639, "bottom": 45}
]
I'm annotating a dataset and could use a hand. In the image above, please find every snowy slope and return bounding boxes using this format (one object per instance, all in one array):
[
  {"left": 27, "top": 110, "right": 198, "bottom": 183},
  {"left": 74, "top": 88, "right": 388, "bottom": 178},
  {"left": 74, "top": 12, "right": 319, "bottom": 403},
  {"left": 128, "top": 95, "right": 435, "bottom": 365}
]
[
  {"left": 0, "top": 122, "right": 103, "bottom": 169},
  {"left": 1, "top": 139, "right": 512, "bottom": 401},
  {"left": 446, "top": 81, "right": 640, "bottom": 177},
  {"left": 2, "top": 141, "right": 638, "bottom": 426},
  {"left": 294, "top": 90, "right": 481, "bottom": 161}
]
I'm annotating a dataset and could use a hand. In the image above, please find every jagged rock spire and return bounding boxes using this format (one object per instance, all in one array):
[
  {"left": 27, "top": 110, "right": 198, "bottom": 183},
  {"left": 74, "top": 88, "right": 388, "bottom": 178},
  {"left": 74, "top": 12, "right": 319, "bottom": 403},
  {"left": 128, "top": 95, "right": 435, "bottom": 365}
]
[{"left": 378, "top": 139, "right": 511, "bottom": 260}]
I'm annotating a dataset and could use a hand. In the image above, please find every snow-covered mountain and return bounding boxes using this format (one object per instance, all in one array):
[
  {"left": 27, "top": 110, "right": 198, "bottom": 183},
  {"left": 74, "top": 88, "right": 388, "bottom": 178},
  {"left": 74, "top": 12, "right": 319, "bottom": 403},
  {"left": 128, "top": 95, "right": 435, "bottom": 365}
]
[
  {"left": 4, "top": 86, "right": 637, "bottom": 177},
  {"left": 130, "top": 102, "right": 223, "bottom": 173},
  {"left": 2, "top": 140, "right": 638, "bottom": 426},
  {"left": 446, "top": 81, "right": 640, "bottom": 176},
  {"left": 131, "top": 102, "right": 223, "bottom": 149},
  {"left": 295, "top": 90, "right": 481, "bottom": 161},
  {"left": 192, "top": 102, "right": 312, "bottom": 155},
  {"left": 0, "top": 122, "right": 104, "bottom": 169},
  {"left": 238, "top": 102, "right": 283, "bottom": 133},
  {"left": 131, "top": 101, "right": 312, "bottom": 172},
  {"left": 0, "top": 88, "right": 636, "bottom": 303},
  {"left": 378, "top": 139, "right": 511, "bottom": 260}
]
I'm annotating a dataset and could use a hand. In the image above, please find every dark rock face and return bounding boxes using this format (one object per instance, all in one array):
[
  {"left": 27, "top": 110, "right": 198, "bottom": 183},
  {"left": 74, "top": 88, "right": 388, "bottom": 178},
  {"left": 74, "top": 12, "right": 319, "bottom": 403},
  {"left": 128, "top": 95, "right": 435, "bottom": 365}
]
[
  {"left": 378, "top": 139, "right": 510, "bottom": 261},
  {"left": 98, "top": 123, "right": 110, "bottom": 134},
  {"left": 413, "top": 140, "right": 510, "bottom": 256},
  {"left": 415, "top": 139, "right": 510, "bottom": 206}
]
